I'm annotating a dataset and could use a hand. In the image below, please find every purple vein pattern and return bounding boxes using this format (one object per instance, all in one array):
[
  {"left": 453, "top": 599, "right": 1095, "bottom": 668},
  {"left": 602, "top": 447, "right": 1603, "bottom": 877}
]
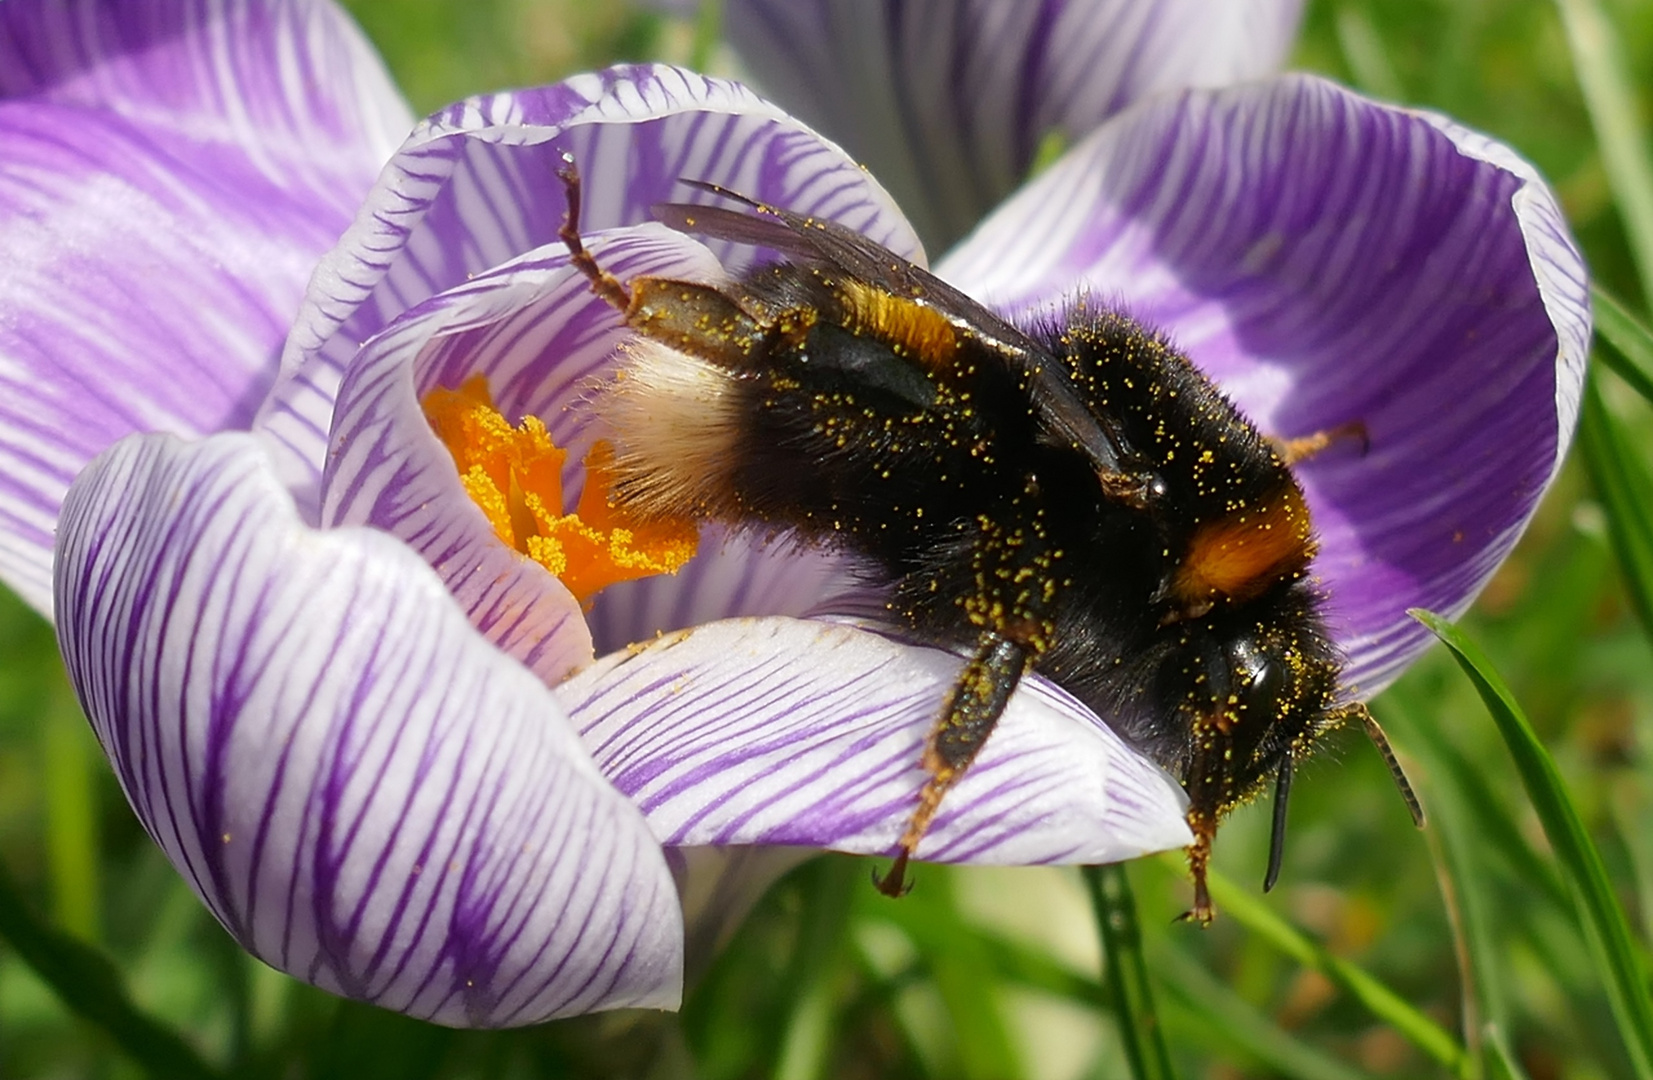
[
  {"left": 255, "top": 64, "right": 920, "bottom": 516},
  {"left": 12, "top": 0, "right": 1590, "bottom": 1029},
  {"left": 938, "top": 75, "right": 1590, "bottom": 695},
  {"left": 723, "top": 0, "right": 1304, "bottom": 249},
  {"left": 54, "top": 433, "right": 684, "bottom": 1026},
  {"left": 0, "top": 0, "right": 410, "bottom": 615},
  {"left": 560, "top": 617, "right": 1192, "bottom": 864}
]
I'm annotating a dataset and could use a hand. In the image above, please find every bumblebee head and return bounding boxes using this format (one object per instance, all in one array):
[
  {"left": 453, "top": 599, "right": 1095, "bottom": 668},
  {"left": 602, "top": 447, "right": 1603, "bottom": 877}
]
[{"left": 1166, "top": 594, "right": 1343, "bottom": 925}]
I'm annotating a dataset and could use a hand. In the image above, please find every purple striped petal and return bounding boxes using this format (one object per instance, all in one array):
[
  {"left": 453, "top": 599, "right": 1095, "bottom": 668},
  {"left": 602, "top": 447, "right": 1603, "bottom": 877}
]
[
  {"left": 320, "top": 225, "right": 865, "bottom": 680},
  {"left": 584, "top": 531, "right": 858, "bottom": 658},
  {"left": 563, "top": 618, "right": 1192, "bottom": 865},
  {"left": 0, "top": 0, "right": 410, "bottom": 203},
  {"left": 0, "top": 0, "right": 410, "bottom": 617},
  {"left": 55, "top": 432, "right": 682, "bottom": 1026},
  {"left": 258, "top": 63, "right": 919, "bottom": 514},
  {"left": 723, "top": 0, "right": 1303, "bottom": 249},
  {"left": 938, "top": 75, "right": 1589, "bottom": 695}
]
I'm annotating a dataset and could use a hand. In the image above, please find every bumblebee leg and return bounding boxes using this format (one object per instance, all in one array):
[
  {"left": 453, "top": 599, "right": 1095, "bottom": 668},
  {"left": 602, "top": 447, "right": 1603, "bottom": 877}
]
[
  {"left": 1177, "top": 728, "right": 1225, "bottom": 926},
  {"left": 1097, "top": 467, "right": 1168, "bottom": 512},
  {"left": 874, "top": 633, "right": 1030, "bottom": 897},
  {"left": 1270, "top": 420, "right": 1369, "bottom": 466},
  {"left": 1339, "top": 702, "right": 1425, "bottom": 827},
  {"left": 555, "top": 154, "right": 633, "bottom": 313}
]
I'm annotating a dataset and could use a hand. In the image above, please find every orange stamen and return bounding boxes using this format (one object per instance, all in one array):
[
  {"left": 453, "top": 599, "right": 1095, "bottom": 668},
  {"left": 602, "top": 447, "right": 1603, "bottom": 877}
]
[{"left": 422, "top": 375, "right": 698, "bottom": 605}]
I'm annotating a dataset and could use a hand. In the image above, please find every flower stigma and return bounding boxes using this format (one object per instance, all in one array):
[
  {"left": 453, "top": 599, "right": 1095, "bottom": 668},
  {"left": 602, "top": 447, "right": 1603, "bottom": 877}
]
[{"left": 423, "top": 375, "right": 698, "bottom": 604}]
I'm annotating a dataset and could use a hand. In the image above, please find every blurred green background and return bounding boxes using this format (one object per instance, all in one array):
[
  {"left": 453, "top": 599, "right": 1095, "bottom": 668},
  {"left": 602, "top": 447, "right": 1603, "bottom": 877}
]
[{"left": 4, "top": 1, "right": 1653, "bottom": 1077}]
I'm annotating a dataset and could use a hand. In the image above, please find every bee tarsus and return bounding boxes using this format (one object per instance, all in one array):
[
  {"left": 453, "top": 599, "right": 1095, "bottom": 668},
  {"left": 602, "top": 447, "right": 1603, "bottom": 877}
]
[{"left": 1271, "top": 419, "right": 1370, "bottom": 466}]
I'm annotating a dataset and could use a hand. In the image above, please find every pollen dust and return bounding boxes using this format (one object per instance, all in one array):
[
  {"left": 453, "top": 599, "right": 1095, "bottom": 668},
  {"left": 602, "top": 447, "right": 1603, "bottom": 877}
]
[{"left": 422, "top": 375, "right": 697, "bottom": 604}]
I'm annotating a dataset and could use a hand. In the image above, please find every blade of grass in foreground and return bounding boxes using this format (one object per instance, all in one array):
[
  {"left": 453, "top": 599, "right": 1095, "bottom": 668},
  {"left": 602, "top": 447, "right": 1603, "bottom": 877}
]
[
  {"left": 1379, "top": 689, "right": 1503, "bottom": 1058},
  {"left": 1180, "top": 857, "right": 1471, "bottom": 1078},
  {"left": 1084, "top": 863, "right": 1177, "bottom": 1080},
  {"left": 1415, "top": 610, "right": 1653, "bottom": 1080},
  {"left": 0, "top": 859, "right": 223, "bottom": 1080},
  {"left": 1577, "top": 376, "right": 1653, "bottom": 646},
  {"left": 1592, "top": 286, "right": 1653, "bottom": 403},
  {"left": 1383, "top": 684, "right": 1568, "bottom": 911}
]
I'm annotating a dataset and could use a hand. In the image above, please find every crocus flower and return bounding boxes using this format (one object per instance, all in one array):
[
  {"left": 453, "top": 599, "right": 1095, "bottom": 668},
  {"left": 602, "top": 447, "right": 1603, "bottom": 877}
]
[
  {"left": 1, "top": 0, "right": 1586, "bottom": 1030},
  {"left": 717, "top": 0, "right": 1309, "bottom": 250}
]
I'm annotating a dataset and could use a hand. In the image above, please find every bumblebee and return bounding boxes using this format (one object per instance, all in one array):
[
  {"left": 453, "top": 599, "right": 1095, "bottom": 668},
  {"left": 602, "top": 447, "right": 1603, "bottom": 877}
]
[{"left": 555, "top": 158, "right": 1419, "bottom": 922}]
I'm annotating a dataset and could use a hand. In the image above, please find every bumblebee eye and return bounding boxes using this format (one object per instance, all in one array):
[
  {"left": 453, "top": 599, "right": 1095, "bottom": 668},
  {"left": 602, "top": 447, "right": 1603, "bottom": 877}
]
[{"left": 1227, "top": 637, "right": 1286, "bottom": 717}]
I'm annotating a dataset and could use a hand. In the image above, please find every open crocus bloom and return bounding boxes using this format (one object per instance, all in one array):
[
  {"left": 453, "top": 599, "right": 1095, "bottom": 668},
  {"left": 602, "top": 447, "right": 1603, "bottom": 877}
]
[{"left": 2, "top": 0, "right": 1587, "bottom": 1029}]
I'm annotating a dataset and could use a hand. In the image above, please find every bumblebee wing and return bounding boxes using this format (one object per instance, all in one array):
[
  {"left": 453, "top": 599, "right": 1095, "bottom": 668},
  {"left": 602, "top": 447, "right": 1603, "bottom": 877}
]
[
  {"left": 650, "top": 201, "right": 827, "bottom": 262},
  {"left": 656, "top": 186, "right": 1140, "bottom": 478},
  {"left": 663, "top": 181, "right": 982, "bottom": 307}
]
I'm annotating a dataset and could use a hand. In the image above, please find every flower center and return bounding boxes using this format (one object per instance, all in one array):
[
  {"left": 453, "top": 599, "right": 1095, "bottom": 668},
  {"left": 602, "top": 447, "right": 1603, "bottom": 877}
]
[{"left": 422, "top": 375, "right": 698, "bottom": 605}]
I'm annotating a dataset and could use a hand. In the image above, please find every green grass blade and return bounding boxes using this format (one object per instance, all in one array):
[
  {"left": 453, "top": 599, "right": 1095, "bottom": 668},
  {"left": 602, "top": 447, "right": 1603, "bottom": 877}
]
[
  {"left": 1153, "top": 946, "right": 1374, "bottom": 1080},
  {"left": 975, "top": 929, "right": 1106, "bottom": 1003},
  {"left": 1379, "top": 694, "right": 1503, "bottom": 1057},
  {"left": 1482, "top": 1023, "right": 1533, "bottom": 1080},
  {"left": 1592, "top": 286, "right": 1653, "bottom": 403},
  {"left": 307, "top": 1000, "right": 451, "bottom": 1080},
  {"left": 979, "top": 901, "right": 1369, "bottom": 1080},
  {"left": 688, "top": 0, "right": 723, "bottom": 73},
  {"left": 866, "top": 868, "right": 1022, "bottom": 1080},
  {"left": 41, "top": 698, "right": 100, "bottom": 944},
  {"left": 1185, "top": 858, "right": 1471, "bottom": 1077},
  {"left": 1555, "top": 0, "right": 1653, "bottom": 307},
  {"left": 1415, "top": 610, "right": 1653, "bottom": 1079},
  {"left": 1331, "top": 4, "right": 1404, "bottom": 101},
  {"left": 1577, "top": 375, "right": 1653, "bottom": 642},
  {"left": 774, "top": 858, "right": 857, "bottom": 1080},
  {"left": 1384, "top": 686, "right": 1569, "bottom": 912},
  {"left": 1084, "top": 863, "right": 1177, "bottom": 1080},
  {"left": 0, "top": 858, "right": 223, "bottom": 1080}
]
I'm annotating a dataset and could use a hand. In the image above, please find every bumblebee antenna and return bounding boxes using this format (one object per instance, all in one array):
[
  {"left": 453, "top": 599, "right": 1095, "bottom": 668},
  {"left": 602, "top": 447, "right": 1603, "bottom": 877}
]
[
  {"left": 1264, "top": 751, "right": 1293, "bottom": 892},
  {"left": 1351, "top": 703, "right": 1425, "bottom": 828}
]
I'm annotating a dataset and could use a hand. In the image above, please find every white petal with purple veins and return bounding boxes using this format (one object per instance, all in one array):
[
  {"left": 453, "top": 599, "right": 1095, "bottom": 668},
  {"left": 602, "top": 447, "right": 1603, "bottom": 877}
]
[
  {"left": 723, "top": 0, "right": 1303, "bottom": 249},
  {"left": 562, "top": 617, "right": 1192, "bottom": 866},
  {"left": 258, "top": 64, "right": 919, "bottom": 512},
  {"left": 55, "top": 432, "right": 682, "bottom": 1026},
  {"left": 320, "top": 227, "right": 724, "bottom": 684},
  {"left": 0, "top": 0, "right": 410, "bottom": 197},
  {"left": 939, "top": 74, "right": 1589, "bottom": 694},
  {"left": 0, "top": 0, "right": 410, "bottom": 616}
]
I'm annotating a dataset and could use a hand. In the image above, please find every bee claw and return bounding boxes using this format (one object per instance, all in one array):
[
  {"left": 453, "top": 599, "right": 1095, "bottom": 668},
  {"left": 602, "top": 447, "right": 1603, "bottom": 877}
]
[
  {"left": 873, "top": 851, "right": 914, "bottom": 897},
  {"left": 1175, "top": 900, "right": 1216, "bottom": 927}
]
